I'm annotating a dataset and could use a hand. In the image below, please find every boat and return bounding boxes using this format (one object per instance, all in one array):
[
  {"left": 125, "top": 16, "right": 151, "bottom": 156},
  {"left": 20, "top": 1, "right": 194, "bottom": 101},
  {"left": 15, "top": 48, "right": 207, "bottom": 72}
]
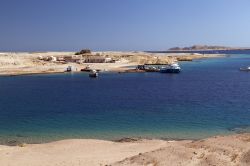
[
  {"left": 81, "top": 66, "right": 101, "bottom": 72},
  {"left": 66, "top": 66, "right": 77, "bottom": 72},
  {"left": 81, "top": 66, "right": 91, "bottom": 72},
  {"left": 89, "top": 70, "right": 98, "bottom": 78},
  {"left": 240, "top": 66, "right": 250, "bottom": 71},
  {"left": 66, "top": 66, "right": 72, "bottom": 72},
  {"left": 160, "top": 63, "right": 181, "bottom": 73}
]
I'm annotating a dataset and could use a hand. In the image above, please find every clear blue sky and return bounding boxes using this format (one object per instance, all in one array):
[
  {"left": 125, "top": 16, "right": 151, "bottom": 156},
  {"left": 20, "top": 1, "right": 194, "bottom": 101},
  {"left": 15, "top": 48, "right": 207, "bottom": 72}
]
[{"left": 1, "top": 0, "right": 250, "bottom": 51}]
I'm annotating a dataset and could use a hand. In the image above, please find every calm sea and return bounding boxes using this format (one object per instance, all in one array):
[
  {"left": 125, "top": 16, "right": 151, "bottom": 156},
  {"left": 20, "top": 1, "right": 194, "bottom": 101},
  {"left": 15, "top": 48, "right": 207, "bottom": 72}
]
[{"left": 0, "top": 54, "right": 250, "bottom": 144}]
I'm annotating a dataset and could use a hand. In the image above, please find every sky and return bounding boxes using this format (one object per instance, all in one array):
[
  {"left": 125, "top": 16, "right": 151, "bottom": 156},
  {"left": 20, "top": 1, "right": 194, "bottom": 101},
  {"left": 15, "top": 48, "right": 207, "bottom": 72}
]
[{"left": 1, "top": 0, "right": 250, "bottom": 51}]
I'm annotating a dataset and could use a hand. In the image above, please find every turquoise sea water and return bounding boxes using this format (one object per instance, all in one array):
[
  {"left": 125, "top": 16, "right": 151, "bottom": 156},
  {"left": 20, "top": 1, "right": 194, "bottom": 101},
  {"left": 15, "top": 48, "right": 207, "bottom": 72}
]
[{"left": 0, "top": 54, "right": 250, "bottom": 144}]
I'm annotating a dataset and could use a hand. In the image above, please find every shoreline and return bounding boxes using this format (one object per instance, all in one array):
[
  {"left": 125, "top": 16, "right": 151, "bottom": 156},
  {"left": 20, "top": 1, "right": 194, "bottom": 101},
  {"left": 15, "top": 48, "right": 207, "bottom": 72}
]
[
  {"left": 0, "top": 129, "right": 244, "bottom": 146},
  {"left": 0, "top": 71, "right": 66, "bottom": 77},
  {"left": 0, "top": 51, "right": 225, "bottom": 77},
  {"left": 0, "top": 67, "right": 145, "bottom": 77},
  {"left": 0, "top": 133, "right": 249, "bottom": 166},
  {"left": 1, "top": 135, "right": 199, "bottom": 147}
]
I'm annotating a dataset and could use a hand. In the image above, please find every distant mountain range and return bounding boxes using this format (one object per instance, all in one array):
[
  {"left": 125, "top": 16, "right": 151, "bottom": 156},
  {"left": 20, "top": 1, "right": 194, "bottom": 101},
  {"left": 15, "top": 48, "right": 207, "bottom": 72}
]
[{"left": 168, "top": 45, "right": 250, "bottom": 51}]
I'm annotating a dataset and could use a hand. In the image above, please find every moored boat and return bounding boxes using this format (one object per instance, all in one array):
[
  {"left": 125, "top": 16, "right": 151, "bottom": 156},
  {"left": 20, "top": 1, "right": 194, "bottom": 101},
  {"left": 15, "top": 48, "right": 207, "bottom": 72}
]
[
  {"left": 240, "top": 66, "right": 250, "bottom": 71},
  {"left": 66, "top": 66, "right": 72, "bottom": 72},
  {"left": 66, "top": 66, "right": 77, "bottom": 72},
  {"left": 89, "top": 70, "right": 98, "bottom": 78},
  {"left": 81, "top": 66, "right": 91, "bottom": 72},
  {"left": 160, "top": 63, "right": 181, "bottom": 73}
]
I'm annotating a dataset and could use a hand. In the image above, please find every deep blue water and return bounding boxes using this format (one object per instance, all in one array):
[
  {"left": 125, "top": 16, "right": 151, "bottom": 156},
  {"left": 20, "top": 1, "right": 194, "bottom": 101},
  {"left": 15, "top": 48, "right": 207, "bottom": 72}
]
[{"left": 0, "top": 54, "right": 250, "bottom": 144}]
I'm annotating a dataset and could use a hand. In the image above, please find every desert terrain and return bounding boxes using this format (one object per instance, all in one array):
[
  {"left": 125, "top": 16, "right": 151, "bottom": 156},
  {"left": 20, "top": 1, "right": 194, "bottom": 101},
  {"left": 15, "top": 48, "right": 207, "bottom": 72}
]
[
  {"left": 0, "top": 51, "right": 223, "bottom": 76},
  {"left": 0, "top": 134, "right": 249, "bottom": 166}
]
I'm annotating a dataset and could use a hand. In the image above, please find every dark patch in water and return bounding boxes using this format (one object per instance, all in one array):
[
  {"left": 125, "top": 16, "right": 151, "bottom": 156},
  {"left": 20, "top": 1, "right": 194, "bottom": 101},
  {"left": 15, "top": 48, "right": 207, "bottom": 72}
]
[
  {"left": 114, "top": 137, "right": 143, "bottom": 143},
  {"left": 16, "top": 134, "right": 27, "bottom": 138},
  {"left": 228, "top": 125, "right": 250, "bottom": 134},
  {"left": 7, "top": 140, "right": 20, "bottom": 146}
]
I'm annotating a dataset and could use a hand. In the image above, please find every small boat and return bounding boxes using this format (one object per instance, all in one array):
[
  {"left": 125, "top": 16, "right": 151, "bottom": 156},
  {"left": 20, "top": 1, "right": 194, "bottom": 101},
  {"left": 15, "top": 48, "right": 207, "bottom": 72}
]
[
  {"left": 160, "top": 63, "right": 181, "bottom": 73},
  {"left": 89, "top": 70, "right": 98, "bottom": 78},
  {"left": 81, "top": 66, "right": 101, "bottom": 72},
  {"left": 66, "top": 66, "right": 77, "bottom": 72},
  {"left": 240, "top": 66, "right": 250, "bottom": 71},
  {"left": 81, "top": 66, "right": 91, "bottom": 72},
  {"left": 66, "top": 66, "right": 72, "bottom": 72}
]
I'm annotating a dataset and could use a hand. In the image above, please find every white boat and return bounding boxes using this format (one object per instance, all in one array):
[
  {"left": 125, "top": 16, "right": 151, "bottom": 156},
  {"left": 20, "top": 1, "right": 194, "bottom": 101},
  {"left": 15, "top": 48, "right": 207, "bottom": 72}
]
[
  {"left": 160, "top": 63, "right": 181, "bottom": 73},
  {"left": 66, "top": 66, "right": 72, "bottom": 72},
  {"left": 66, "top": 66, "right": 77, "bottom": 72},
  {"left": 89, "top": 70, "right": 98, "bottom": 78},
  {"left": 240, "top": 66, "right": 250, "bottom": 71}
]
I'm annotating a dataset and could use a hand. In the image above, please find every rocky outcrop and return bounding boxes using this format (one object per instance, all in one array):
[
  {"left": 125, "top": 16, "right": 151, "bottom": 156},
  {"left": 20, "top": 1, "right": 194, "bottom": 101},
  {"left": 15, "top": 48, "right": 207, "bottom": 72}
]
[
  {"left": 75, "top": 49, "right": 91, "bottom": 55},
  {"left": 169, "top": 45, "right": 232, "bottom": 51}
]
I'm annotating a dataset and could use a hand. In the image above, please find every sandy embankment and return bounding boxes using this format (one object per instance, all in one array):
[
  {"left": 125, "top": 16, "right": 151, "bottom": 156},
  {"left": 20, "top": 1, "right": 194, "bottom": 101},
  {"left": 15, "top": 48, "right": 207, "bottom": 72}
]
[
  {"left": 0, "top": 134, "right": 249, "bottom": 166},
  {"left": 0, "top": 52, "right": 223, "bottom": 76}
]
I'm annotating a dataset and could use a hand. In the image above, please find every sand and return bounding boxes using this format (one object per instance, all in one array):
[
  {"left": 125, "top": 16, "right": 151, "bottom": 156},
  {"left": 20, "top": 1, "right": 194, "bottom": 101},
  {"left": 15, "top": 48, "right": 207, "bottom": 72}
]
[
  {"left": 0, "top": 52, "right": 223, "bottom": 76},
  {"left": 0, "top": 139, "right": 167, "bottom": 166},
  {"left": 0, "top": 134, "right": 249, "bottom": 166},
  {"left": 0, "top": 52, "right": 134, "bottom": 76}
]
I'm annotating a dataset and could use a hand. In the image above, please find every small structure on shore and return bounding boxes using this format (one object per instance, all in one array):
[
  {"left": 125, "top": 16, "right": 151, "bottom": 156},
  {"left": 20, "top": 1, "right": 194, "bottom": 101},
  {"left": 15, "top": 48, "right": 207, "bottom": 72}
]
[
  {"left": 38, "top": 56, "right": 57, "bottom": 62},
  {"left": 50, "top": 56, "right": 57, "bottom": 62},
  {"left": 56, "top": 57, "right": 66, "bottom": 63},
  {"left": 84, "top": 56, "right": 114, "bottom": 63},
  {"left": 64, "top": 55, "right": 82, "bottom": 63}
]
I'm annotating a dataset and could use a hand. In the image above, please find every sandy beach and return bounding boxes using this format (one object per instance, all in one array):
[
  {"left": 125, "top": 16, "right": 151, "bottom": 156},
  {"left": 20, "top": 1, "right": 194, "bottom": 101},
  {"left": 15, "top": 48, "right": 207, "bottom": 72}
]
[
  {"left": 0, "top": 51, "right": 223, "bottom": 76},
  {"left": 0, "top": 133, "right": 249, "bottom": 166}
]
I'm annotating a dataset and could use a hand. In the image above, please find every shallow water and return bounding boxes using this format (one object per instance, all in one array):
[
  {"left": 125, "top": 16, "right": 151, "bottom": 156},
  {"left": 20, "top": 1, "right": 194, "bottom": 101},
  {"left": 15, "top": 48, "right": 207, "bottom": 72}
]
[{"left": 0, "top": 54, "right": 250, "bottom": 144}]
